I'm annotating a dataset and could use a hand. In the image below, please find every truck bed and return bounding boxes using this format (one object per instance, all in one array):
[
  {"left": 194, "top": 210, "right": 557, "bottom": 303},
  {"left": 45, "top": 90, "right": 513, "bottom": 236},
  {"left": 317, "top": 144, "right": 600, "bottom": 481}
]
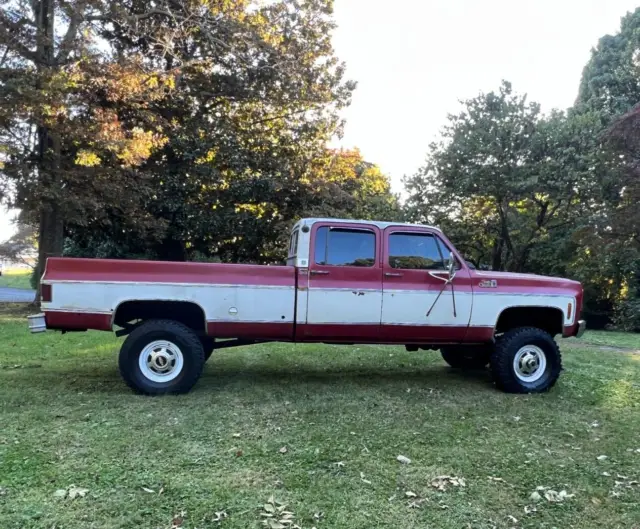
[{"left": 41, "top": 258, "right": 297, "bottom": 339}]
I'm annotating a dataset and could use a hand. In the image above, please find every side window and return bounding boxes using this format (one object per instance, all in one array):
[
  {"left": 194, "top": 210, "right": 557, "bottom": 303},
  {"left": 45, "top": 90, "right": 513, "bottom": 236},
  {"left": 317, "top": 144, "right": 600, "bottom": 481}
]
[
  {"left": 288, "top": 229, "right": 299, "bottom": 258},
  {"left": 388, "top": 233, "right": 445, "bottom": 270},
  {"left": 314, "top": 227, "right": 376, "bottom": 267}
]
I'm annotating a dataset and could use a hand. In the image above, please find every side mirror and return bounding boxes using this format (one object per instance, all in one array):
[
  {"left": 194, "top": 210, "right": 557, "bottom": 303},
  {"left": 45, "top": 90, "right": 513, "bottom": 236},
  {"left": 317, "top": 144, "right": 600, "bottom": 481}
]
[{"left": 448, "top": 252, "right": 457, "bottom": 281}]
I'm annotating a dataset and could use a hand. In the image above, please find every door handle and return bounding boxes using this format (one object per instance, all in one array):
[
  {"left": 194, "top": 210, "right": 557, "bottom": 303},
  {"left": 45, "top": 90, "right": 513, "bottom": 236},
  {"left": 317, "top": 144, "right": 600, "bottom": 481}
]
[
  {"left": 384, "top": 272, "right": 403, "bottom": 277},
  {"left": 310, "top": 270, "right": 330, "bottom": 276}
]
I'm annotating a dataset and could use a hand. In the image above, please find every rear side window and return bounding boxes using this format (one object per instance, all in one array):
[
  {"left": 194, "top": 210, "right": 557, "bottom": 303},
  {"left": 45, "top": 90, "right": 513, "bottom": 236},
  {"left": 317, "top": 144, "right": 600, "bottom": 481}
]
[
  {"left": 388, "top": 233, "right": 445, "bottom": 270},
  {"left": 288, "top": 229, "right": 299, "bottom": 258},
  {"left": 314, "top": 227, "right": 375, "bottom": 267}
]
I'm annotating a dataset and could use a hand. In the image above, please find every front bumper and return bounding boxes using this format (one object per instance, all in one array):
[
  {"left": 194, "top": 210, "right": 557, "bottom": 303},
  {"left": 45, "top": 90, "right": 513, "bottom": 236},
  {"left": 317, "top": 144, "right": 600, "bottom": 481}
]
[
  {"left": 575, "top": 319, "right": 586, "bottom": 338},
  {"left": 27, "top": 313, "right": 47, "bottom": 333}
]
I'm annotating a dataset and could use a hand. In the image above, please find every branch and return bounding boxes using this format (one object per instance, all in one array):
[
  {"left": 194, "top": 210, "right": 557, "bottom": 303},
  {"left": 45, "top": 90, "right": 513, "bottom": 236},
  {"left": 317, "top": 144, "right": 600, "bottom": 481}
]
[
  {"left": 56, "top": 9, "right": 82, "bottom": 64},
  {"left": 0, "top": 12, "right": 39, "bottom": 64}
]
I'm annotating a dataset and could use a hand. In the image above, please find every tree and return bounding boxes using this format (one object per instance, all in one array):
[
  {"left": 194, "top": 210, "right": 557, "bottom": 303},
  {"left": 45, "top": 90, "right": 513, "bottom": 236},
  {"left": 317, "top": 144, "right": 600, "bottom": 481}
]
[
  {"left": 405, "top": 82, "right": 583, "bottom": 273},
  {"left": 0, "top": 0, "right": 172, "bottom": 295},
  {"left": 574, "top": 7, "right": 640, "bottom": 330},
  {"left": 1, "top": 0, "right": 358, "bottom": 277},
  {"left": 0, "top": 222, "right": 36, "bottom": 269},
  {"left": 305, "top": 148, "right": 401, "bottom": 221},
  {"left": 577, "top": 8, "right": 640, "bottom": 119}
]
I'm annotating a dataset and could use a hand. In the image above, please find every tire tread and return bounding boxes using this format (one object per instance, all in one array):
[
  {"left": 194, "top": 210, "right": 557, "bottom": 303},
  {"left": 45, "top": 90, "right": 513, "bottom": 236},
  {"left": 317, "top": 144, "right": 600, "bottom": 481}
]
[
  {"left": 491, "top": 326, "right": 562, "bottom": 393},
  {"left": 119, "top": 319, "right": 205, "bottom": 395}
]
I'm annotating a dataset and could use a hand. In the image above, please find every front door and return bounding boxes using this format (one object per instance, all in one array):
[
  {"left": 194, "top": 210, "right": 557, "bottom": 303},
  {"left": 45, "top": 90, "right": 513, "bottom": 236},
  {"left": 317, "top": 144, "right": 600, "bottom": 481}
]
[
  {"left": 304, "top": 222, "right": 382, "bottom": 342},
  {"left": 380, "top": 227, "right": 473, "bottom": 342}
]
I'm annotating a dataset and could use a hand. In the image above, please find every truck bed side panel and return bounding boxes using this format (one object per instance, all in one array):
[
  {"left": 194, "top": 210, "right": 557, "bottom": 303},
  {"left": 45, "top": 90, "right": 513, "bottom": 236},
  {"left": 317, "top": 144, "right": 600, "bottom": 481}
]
[{"left": 42, "top": 258, "right": 296, "bottom": 339}]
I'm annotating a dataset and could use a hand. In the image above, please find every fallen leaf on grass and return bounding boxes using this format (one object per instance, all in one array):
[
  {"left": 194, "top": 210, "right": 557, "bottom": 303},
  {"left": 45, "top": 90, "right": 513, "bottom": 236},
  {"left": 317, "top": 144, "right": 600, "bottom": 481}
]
[
  {"left": 54, "top": 486, "right": 88, "bottom": 500},
  {"left": 360, "top": 472, "right": 371, "bottom": 485},
  {"left": 213, "top": 510, "right": 227, "bottom": 522},
  {"left": 591, "top": 497, "right": 602, "bottom": 505},
  {"left": 488, "top": 476, "right": 506, "bottom": 483},
  {"left": 524, "top": 505, "right": 537, "bottom": 514},
  {"left": 279, "top": 446, "right": 288, "bottom": 454},
  {"left": 507, "top": 515, "right": 518, "bottom": 523},
  {"left": 141, "top": 487, "right": 155, "bottom": 494},
  {"left": 602, "top": 472, "right": 611, "bottom": 477},
  {"left": 405, "top": 491, "right": 417, "bottom": 498},
  {"left": 597, "top": 455, "right": 608, "bottom": 461},
  {"left": 543, "top": 489, "right": 574, "bottom": 502},
  {"left": 431, "top": 475, "right": 466, "bottom": 491},
  {"left": 261, "top": 496, "right": 296, "bottom": 529},
  {"left": 396, "top": 455, "right": 411, "bottom": 464},
  {"left": 232, "top": 433, "right": 241, "bottom": 438}
]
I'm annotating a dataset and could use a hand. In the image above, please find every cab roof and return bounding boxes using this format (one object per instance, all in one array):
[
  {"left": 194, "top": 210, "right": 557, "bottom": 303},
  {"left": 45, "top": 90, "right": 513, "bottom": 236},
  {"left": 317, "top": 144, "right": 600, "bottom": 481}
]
[{"left": 294, "top": 218, "right": 441, "bottom": 232}]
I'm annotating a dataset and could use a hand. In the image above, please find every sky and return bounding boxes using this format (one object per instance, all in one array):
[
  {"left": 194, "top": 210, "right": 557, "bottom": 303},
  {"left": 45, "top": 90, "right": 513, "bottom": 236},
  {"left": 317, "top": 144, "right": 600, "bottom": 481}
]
[
  {"left": 331, "top": 0, "right": 640, "bottom": 189},
  {"left": 1, "top": 0, "right": 638, "bottom": 242}
]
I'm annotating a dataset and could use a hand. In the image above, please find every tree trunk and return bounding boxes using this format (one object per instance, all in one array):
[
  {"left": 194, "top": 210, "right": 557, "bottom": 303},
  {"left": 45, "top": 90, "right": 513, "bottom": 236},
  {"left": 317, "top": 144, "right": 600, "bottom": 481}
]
[
  {"left": 491, "top": 238, "right": 503, "bottom": 271},
  {"left": 34, "top": 202, "right": 64, "bottom": 302},
  {"left": 32, "top": 0, "right": 63, "bottom": 304}
]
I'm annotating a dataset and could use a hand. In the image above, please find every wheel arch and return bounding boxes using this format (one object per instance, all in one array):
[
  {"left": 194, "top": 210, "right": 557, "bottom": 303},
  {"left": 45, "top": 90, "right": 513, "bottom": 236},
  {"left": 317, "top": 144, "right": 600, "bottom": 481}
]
[
  {"left": 112, "top": 299, "right": 208, "bottom": 335},
  {"left": 494, "top": 305, "right": 565, "bottom": 337}
]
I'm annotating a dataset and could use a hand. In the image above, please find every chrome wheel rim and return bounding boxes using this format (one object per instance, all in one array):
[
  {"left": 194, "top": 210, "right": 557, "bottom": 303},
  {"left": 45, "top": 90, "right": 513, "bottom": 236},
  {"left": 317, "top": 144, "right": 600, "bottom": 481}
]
[
  {"left": 513, "top": 345, "right": 547, "bottom": 383},
  {"left": 139, "top": 340, "right": 184, "bottom": 383}
]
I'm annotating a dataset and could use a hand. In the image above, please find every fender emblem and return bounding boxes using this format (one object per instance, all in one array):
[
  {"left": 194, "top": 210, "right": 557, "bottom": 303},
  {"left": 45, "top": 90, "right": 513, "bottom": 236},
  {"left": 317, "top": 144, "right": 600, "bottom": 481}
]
[{"left": 479, "top": 280, "right": 498, "bottom": 288}]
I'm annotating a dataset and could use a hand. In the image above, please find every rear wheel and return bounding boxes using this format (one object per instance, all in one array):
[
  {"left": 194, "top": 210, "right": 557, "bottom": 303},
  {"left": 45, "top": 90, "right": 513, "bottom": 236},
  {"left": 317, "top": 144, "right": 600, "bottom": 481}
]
[
  {"left": 490, "top": 327, "right": 562, "bottom": 393},
  {"left": 441, "top": 346, "right": 492, "bottom": 369},
  {"left": 119, "top": 319, "right": 205, "bottom": 395}
]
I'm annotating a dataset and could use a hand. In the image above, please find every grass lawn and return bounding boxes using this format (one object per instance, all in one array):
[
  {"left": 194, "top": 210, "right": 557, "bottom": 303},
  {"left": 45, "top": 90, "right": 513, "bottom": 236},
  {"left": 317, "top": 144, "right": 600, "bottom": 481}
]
[
  {"left": 0, "top": 269, "right": 32, "bottom": 290},
  {"left": 1, "top": 303, "right": 639, "bottom": 529}
]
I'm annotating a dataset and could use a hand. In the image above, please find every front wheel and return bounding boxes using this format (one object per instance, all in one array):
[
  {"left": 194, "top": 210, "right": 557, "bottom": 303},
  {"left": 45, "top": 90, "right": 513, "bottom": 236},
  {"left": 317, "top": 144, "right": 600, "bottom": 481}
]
[
  {"left": 441, "top": 346, "right": 492, "bottom": 369},
  {"left": 119, "top": 319, "right": 205, "bottom": 395},
  {"left": 491, "top": 327, "right": 562, "bottom": 393}
]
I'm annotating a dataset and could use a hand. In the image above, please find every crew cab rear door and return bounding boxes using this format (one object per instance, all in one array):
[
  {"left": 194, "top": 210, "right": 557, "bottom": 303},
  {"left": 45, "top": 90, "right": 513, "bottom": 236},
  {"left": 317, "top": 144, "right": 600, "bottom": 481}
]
[
  {"left": 303, "top": 222, "right": 382, "bottom": 341},
  {"left": 380, "top": 226, "right": 473, "bottom": 342}
]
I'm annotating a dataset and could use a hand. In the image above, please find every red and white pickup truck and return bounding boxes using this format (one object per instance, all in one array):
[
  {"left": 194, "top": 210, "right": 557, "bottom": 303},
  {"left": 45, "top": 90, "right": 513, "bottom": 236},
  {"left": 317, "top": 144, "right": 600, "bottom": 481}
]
[{"left": 28, "top": 218, "right": 585, "bottom": 395}]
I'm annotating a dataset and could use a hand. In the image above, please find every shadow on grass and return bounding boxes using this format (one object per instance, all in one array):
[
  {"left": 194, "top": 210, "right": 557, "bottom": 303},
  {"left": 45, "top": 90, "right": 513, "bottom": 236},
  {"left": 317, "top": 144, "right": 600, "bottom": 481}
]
[{"left": 2, "top": 360, "right": 495, "bottom": 397}]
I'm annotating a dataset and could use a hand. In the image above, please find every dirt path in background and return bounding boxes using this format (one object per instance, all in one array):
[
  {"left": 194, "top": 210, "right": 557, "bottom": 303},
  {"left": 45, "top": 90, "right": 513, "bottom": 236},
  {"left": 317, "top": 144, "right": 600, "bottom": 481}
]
[{"left": 563, "top": 340, "right": 640, "bottom": 355}]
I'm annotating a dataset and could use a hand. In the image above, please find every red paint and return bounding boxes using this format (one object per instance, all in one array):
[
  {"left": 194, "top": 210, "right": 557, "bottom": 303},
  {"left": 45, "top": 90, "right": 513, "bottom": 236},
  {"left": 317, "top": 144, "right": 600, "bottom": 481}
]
[
  {"left": 292, "top": 324, "right": 492, "bottom": 344},
  {"left": 381, "top": 325, "right": 477, "bottom": 343},
  {"left": 207, "top": 321, "right": 293, "bottom": 340},
  {"left": 44, "top": 257, "right": 295, "bottom": 287},
  {"left": 469, "top": 270, "right": 582, "bottom": 296},
  {"left": 45, "top": 311, "right": 112, "bottom": 331},
  {"left": 299, "top": 324, "right": 380, "bottom": 342},
  {"left": 464, "top": 326, "right": 495, "bottom": 342}
]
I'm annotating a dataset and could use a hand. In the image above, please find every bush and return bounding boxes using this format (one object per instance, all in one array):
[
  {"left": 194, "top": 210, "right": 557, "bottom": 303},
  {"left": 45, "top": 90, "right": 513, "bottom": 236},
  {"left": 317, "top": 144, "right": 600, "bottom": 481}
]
[{"left": 613, "top": 297, "right": 640, "bottom": 332}]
